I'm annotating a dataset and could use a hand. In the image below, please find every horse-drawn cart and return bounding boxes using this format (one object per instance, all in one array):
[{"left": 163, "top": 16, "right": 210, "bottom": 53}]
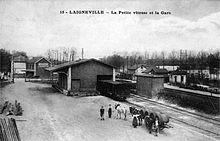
[
  {"left": 145, "top": 111, "right": 170, "bottom": 131},
  {"left": 130, "top": 106, "right": 171, "bottom": 134}
]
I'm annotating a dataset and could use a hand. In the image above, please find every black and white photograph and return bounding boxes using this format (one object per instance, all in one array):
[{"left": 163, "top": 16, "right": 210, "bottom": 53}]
[{"left": 0, "top": 0, "right": 219, "bottom": 141}]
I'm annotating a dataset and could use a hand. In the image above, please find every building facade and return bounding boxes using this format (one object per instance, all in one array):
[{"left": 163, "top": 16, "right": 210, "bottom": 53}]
[
  {"left": 13, "top": 55, "right": 27, "bottom": 77},
  {"left": 26, "top": 57, "right": 51, "bottom": 78},
  {"left": 169, "top": 71, "right": 187, "bottom": 84}
]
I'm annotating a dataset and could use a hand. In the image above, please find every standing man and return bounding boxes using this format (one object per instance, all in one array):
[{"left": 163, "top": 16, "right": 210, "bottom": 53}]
[
  {"left": 100, "top": 106, "right": 105, "bottom": 120},
  {"left": 108, "top": 104, "right": 112, "bottom": 118}
]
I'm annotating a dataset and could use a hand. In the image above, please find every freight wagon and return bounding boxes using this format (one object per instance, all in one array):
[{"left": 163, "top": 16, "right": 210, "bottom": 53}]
[{"left": 97, "top": 80, "right": 131, "bottom": 101}]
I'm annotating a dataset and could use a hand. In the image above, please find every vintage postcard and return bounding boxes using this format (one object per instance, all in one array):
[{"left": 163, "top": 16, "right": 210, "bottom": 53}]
[{"left": 0, "top": 0, "right": 219, "bottom": 141}]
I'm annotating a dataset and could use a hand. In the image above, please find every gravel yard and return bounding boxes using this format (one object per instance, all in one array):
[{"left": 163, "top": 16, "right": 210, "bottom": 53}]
[{"left": 0, "top": 79, "right": 218, "bottom": 141}]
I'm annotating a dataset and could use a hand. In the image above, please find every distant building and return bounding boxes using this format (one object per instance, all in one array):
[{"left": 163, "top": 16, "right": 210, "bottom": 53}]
[
  {"left": 209, "top": 68, "right": 220, "bottom": 80},
  {"left": 187, "top": 67, "right": 220, "bottom": 80},
  {"left": 46, "top": 58, "right": 116, "bottom": 95},
  {"left": 13, "top": 55, "right": 27, "bottom": 78},
  {"left": 169, "top": 70, "right": 187, "bottom": 84},
  {"left": 157, "top": 65, "right": 179, "bottom": 72},
  {"left": 25, "top": 57, "right": 51, "bottom": 79},
  {"left": 143, "top": 66, "right": 169, "bottom": 82},
  {"left": 127, "top": 64, "right": 147, "bottom": 80},
  {"left": 187, "top": 67, "right": 210, "bottom": 79}
]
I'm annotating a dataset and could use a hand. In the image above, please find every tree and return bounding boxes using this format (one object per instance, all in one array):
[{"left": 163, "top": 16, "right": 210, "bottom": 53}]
[
  {"left": 12, "top": 50, "right": 27, "bottom": 58},
  {"left": 102, "top": 54, "right": 125, "bottom": 68},
  {"left": 0, "top": 49, "right": 11, "bottom": 72}
]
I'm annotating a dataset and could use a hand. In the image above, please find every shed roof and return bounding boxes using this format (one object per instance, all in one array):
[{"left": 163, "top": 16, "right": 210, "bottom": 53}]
[{"left": 46, "top": 58, "right": 116, "bottom": 72}]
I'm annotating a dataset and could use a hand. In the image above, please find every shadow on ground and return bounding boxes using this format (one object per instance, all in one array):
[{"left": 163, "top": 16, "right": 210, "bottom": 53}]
[{"left": 28, "top": 86, "right": 59, "bottom": 94}]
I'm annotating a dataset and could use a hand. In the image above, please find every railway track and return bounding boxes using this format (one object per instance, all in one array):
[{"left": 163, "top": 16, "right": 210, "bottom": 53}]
[{"left": 127, "top": 94, "right": 220, "bottom": 139}]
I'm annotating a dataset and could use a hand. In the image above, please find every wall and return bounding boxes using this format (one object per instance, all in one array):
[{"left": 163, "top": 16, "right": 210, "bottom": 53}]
[
  {"left": 170, "top": 75, "right": 186, "bottom": 84},
  {"left": 58, "top": 73, "right": 67, "bottom": 89},
  {"left": 137, "top": 75, "right": 164, "bottom": 98},
  {"left": 14, "top": 62, "right": 26, "bottom": 74},
  {"left": 35, "top": 58, "right": 51, "bottom": 78},
  {"left": 152, "top": 77, "right": 164, "bottom": 97},
  {"left": 137, "top": 76, "right": 152, "bottom": 97},
  {"left": 71, "top": 61, "right": 113, "bottom": 90}
]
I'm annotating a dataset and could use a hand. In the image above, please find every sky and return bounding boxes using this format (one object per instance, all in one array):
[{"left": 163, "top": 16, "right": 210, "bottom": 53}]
[{"left": 0, "top": 0, "right": 220, "bottom": 59}]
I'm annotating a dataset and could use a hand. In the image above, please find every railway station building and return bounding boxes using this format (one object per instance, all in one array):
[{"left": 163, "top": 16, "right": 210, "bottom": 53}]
[{"left": 46, "top": 59, "right": 116, "bottom": 95}]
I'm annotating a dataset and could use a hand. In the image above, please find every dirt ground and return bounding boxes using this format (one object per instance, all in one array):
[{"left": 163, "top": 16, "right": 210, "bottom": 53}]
[{"left": 0, "top": 79, "right": 218, "bottom": 141}]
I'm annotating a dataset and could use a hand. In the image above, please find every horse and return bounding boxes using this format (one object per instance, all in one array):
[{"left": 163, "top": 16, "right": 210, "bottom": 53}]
[{"left": 115, "top": 104, "right": 127, "bottom": 120}]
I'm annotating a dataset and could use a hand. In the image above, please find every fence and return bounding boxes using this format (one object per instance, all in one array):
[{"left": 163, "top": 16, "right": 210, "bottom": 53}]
[{"left": 0, "top": 116, "right": 21, "bottom": 141}]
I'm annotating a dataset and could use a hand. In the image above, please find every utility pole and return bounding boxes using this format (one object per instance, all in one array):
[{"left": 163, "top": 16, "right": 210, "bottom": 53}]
[
  {"left": 126, "top": 56, "right": 128, "bottom": 73},
  {"left": 11, "top": 55, "right": 14, "bottom": 83},
  {"left": 82, "top": 48, "right": 84, "bottom": 59}
]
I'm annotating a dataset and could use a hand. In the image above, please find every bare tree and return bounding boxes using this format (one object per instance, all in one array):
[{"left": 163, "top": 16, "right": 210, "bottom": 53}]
[{"left": 168, "top": 50, "right": 177, "bottom": 71}]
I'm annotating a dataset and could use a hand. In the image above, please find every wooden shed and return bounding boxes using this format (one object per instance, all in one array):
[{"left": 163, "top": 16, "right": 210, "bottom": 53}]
[
  {"left": 136, "top": 74, "right": 164, "bottom": 98},
  {"left": 46, "top": 59, "right": 116, "bottom": 95}
]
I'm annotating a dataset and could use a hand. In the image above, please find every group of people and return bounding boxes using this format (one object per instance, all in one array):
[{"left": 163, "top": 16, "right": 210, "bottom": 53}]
[
  {"left": 99, "top": 104, "right": 160, "bottom": 136},
  {"left": 130, "top": 107, "right": 160, "bottom": 137},
  {"left": 99, "top": 104, "right": 112, "bottom": 120},
  {"left": 0, "top": 100, "right": 23, "bottom": 116}
]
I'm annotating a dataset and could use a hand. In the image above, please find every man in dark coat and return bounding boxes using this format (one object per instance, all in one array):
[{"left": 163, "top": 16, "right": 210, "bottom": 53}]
[
  {"left": 132, "top": 115, "right": 138, "bottom": 128},
  {"left": 144, "top": 116, "right": 153, "bottom": 134},
  {"left": 108, "top": 104, "right": 112, "bottom": 118},
  {"left": 148, "top": 117, "right": 154, "bottom": 134},
  {"left": 100, "top": 106, "right": 105, "bottom": 120}
]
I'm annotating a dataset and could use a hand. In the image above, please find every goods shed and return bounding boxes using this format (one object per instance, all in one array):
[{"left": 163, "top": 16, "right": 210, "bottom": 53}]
[{"left": 46, "top": 59, "right": 116, "bottom": 95}]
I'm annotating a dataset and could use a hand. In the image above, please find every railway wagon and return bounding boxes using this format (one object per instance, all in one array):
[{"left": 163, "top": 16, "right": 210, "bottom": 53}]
[{"left": 97, "top": 80, "right": 131, "bottom": 101}]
